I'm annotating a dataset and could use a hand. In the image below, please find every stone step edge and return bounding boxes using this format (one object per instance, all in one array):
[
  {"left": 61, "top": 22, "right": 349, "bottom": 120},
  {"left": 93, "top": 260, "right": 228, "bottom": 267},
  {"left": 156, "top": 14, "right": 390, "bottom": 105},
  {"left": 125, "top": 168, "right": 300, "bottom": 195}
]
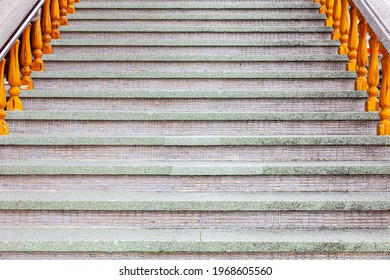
[
  {"left": 75, "top": 2, "right": 320, "bottom": 9},
  {"left": 30, "top": 71, "right": 356, "bottom": 79},
  {"left": 42, "top": 54, "right": 348, "bottom": 62},
  {"left": 0, "top": 160, "right": 389, "bottom": 175},
  {"left": 67, "top": 13, "right": 326, "bottom": 20},
  {"left": 1, "top": 191, "right": 390, "bottom": 211},
  {"left": 50, "top": 39, "right": 340, "bottom": 46},
  {"left": 60, "top": 26, "right": 332, "bottom": 33},
  {"left": 1, "top": 135, "right": 388, "bottom": 146},
  {"left": 5, "top": 111, "right": 378, "bottom": 121},
  {"left": 20, "top": 90, "right": 366, "bottom": 99},
  {"left": 0, "top": 228, "right": 389, "bottom": 253}
]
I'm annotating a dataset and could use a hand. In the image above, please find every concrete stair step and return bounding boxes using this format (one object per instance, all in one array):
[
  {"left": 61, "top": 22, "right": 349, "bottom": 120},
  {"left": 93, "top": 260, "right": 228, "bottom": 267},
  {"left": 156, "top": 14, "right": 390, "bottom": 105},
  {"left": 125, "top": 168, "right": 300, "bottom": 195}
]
[
  {"left": 43, "top": 61, "right": 347, "bottom": 72},
  {"left": 7, "top": 114, "right": 378, "bottom": 135},
  {"left": 1, "top": 174, "right": 388, "bottom": 192},
  {"left": 22, "top": 97, "right": 365, "bottom": 113},
  {"left": 52, "top": 45, "right": 339, "bottom": 55},
  {"left": 75, "top": 9, "right": 319, "bottom": 17},
  {"left": 0, "top": 160, "right": 389, "bottom": 175},
  {"left": 79, "top": 0, "right": 312, "bottom": 2},
  {"left": 1, "top": 191, "right": 390, "bottom": 211},
  {"left": 2, "top": 209, "right": 389, "bottom": 229},
  {"left": 68, "top": 12, "right": 325, "bottom": 20},
  {"left": 51, "top": 39, "right": 339, "bottom": 55},
  {"left": 7, "top": 120, "right": 378, "bottom": 135},
  {"left": 74, "top": 2, "right": 319, "bottom": 10},
  {"left": 1, "top": 228, "right": 389, "bottom": 253},
  {"left": 60, "top": 26, "right": 331, "bottom": 32},
  {"left": 3, "top": 251, "right": 388, "bottom": 260},
  {"left": 41, "top": 54, "right": 348, "bottom": 72},
  {"left": 79, "top": 0, "right": 313, "bottom": 2},
  {"left": 2, "top": 145, "right": 389, "bottom": 161},
  {"left": 30, "top": 71, "right": 356, "bottom": 91},
  {"left": 43, "top": 54, "right": 345, "bottom": 62},
  {"left": 59, "top": 26, "right": 332, "bottom": 40},
  {"left": 45, "top": 61, "right": 346, "bottom": 73},
  {"left": 21, "top": 89, "right": 366, "bottom": 99},
  {"left": 51, "top": 39, "right": 339, "bottom": 47},
  {"left": 22, "top": 88, "right": 365, "bottom": 113},
  {"left": 80, "top": 0, "right": 313, "bottom": 2},
  {"left": 61, "top": 23, "right": 332, "bottom": 31},
  {"left": 5, "top": 111, "right": 377, "bottom": 121},
  {"left": 60, "top": 32, "right": 330, "bottom": 41},
  {"left": 1, "top": 135, "right": 389, "bottom": 161},
  {"left": 68, "top": 19, "right": 326, "bottom": 28},
  {"left": 31, "top": 71, "right": 355, "bottom": 79},
  {"left": 2, "top": 135, "right": 388, "bottom": 146}
]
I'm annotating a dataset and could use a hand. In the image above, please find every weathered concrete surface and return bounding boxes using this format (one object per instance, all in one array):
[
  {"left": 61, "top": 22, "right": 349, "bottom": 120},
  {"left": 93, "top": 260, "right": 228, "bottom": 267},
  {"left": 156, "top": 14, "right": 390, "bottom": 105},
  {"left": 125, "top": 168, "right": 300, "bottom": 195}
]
[{"left": 1, "top": 228, "right": 390, "bottom": 252}]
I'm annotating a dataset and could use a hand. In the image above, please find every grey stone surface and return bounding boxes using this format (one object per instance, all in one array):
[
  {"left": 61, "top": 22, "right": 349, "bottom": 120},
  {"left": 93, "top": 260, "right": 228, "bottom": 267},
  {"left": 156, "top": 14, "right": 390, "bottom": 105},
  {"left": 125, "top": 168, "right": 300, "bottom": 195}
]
[
  {"left": 42, "top": 54, "right": 348, "bottom": 62},
  {"left": 0, "top": 160, "right": 389, "bottom": 175},
  {"left": 30, "top": 71, "right": 357, "bottom": 79},
  {"left": 60, "top": 25, "right": 333, "bottom": 33},
  {"left": 75, "top": 2, "right": 319, "bottom": 9},
  {"left": 20, "top": 90, "right": 367, "bottom": 99},
  {"left": 0, "top": 228, "right": 389, "bottom": 252},
  {"left": 51, "top": 39, "right": 340, "bottom": 46},
  {"left": 1, "top": 135, "right": 389, "bottom": 146},
  {"left": 1, "top": 191, "right": 390, "bottom": 211},
  {"left": 5, "top": 111, "right": 378, "bottom": 121},
  {"left": 68, "top": 12, "right": 326, "bottom": 20}
]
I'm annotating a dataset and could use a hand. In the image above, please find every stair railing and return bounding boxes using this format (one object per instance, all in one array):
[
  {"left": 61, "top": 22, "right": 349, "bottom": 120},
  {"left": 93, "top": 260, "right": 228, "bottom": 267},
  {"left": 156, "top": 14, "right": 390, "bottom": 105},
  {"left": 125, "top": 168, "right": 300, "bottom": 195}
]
[
  {"left": 0, "top": 0, "right": 79, "bottom": 136},
  {"left": 315, "top": 0, "right": 390, "bottom": 135}
]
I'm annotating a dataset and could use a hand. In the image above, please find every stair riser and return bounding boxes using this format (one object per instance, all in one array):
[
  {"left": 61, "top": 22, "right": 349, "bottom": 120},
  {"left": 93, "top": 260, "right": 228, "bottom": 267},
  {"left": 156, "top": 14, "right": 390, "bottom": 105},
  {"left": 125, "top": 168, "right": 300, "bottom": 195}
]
[
  {"left": 52, "top": 46, "right": 339, "bottom": 55},
  {"left": 43, "top": 61, "right": 347, "bottom": 72},
  {"left": 70, "top": 19, "right": 326, "bottom": 27},
  {"left": 7, "top": 120, "right": 377, "bottom": 135},
  {"left": 2, "top": 145, "right": 388, "bottom": 161},
  {"left": 77, "top": 9, "right": 319, "bottom": 16},
  {"left": 61, "top": 31, "right": 331, "bottom": 40},
  {"left": 33, "top": 78, "right": 355, "bottom": 91},
  {"left": 22, "top": 98, "right": 365, "bottom": 113},
  {"left": 1, "top": 210, "right": 388, "bottom": 229},
  {"left": 1, "top": 175, "right": 388, "bottom": 192}
]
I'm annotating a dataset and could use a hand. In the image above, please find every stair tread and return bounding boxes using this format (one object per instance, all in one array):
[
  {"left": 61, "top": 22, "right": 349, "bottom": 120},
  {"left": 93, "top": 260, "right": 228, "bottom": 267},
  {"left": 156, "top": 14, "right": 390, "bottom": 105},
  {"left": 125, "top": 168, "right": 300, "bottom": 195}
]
[
  {"left": 68, "top": 12, "right": 326, "bottom": 20},
  {"left": 1, "top": 191, "right": 390, "bottom": 211},
  {"left": 5, "top": 111, "right": 378, "bottom": 121},
  {"left": 30, "top": 71, "right": 357, "bottom": 79},
  {"left": 42, "top": 54, "right": 348, "bottom": 62},
  {"left": 75, "top": 2, "right": 319, "bottom": 9},
  {"left": 1, "top": 135, "right": 389, "bottom": 146},
  {"left": 20, "top": 90, "right": 367, "bottom": 99},
  {"left": 51, "top": 39, "right": 340, "bottom": 46},
  {"left": 1, "top": 160, "right": 390, "bottom": 175},
  {"left": 60, "top": 26, "right": 332, "bottom": 33},
  {"left": 1, "top": 228, "right": 389, "bottom": 253}
]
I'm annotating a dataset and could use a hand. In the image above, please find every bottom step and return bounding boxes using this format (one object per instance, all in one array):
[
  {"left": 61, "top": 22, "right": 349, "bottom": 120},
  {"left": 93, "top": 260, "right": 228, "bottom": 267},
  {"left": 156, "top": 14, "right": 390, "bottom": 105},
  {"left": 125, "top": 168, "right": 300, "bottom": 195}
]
[
  {"left": 1, "top": 228, "right": 389, "bottom": 253},
  {"left": 2, "top": 251, "right": 390, "bottom": 260}
]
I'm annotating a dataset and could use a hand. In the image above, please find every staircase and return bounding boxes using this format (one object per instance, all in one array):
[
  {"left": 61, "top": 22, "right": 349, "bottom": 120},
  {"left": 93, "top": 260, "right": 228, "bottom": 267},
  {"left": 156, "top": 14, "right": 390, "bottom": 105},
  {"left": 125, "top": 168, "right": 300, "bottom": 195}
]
[{"left": 1, "top": 0, "right": 390, "bottom": 260}]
